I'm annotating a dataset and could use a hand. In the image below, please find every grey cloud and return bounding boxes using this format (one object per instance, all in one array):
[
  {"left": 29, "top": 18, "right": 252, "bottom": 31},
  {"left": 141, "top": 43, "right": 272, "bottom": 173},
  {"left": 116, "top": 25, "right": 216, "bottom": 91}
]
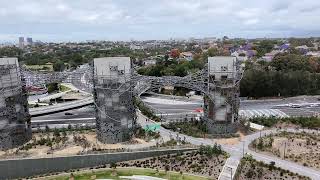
[{"left": 0, "top": 0, "right": 319, "bottom": 42}]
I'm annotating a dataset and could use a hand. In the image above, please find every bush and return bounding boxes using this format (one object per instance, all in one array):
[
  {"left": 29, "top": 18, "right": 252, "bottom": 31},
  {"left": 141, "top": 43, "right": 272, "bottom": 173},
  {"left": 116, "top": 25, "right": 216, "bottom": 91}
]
[
  {"left": 199, "top": 144, "right": 223, "bottom": 157},
  {"left": 249, "top": 116, "right": 320, "bottom": 129}
]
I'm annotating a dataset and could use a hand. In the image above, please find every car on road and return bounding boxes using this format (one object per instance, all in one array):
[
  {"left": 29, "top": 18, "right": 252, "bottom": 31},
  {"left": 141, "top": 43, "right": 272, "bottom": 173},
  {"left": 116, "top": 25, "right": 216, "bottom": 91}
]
[{"left": 64, "top": 112, "right": 73, "bottom": 115}]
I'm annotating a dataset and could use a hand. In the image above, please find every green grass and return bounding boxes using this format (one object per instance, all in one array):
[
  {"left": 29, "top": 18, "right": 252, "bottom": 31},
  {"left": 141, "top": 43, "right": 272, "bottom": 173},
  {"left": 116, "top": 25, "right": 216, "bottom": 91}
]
[
  {"left": 59, "top": 84, "right": 71, "bottom": 92},
  {"left": 46, "top": 168, "right": 209, "bottom": 180},
  {"left": 162, "top": 121, "right": 207, "bottom": 138}
]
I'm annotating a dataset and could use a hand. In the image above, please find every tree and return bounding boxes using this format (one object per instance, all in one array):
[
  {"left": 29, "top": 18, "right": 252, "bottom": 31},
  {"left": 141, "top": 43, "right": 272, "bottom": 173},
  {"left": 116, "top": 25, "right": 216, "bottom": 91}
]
[
  {"left": 53, "top": 60, "right": 65, "bottom": 72},
  {"left": 165, "top": 164, "right": 170, "bottom": 173},
  {"left": 257, "top": 138, "right": 264, "bottom": 150},
  {"left": 53, "top": 129, "right": 61, "bottom": 137},
  {"left": 254, "top": 40, "right": 276, "bottom": 57},
  {"left": 46, "top": 83, "right": 59, "bottom": 93},
  {"left": 45, "top": 125, "right": 50, "bottom": 133},
  {"left": 110, "top": 162, "right": 117, "bottom": 176},
  {"left": 170, "top": 49, "right": 180, "bottom": 59},
  {"left": 269, "top": 161, "right": 276, "bottom": 170},
  {"left": 207, "top": 47, "right": 220, "bottom": 57}
]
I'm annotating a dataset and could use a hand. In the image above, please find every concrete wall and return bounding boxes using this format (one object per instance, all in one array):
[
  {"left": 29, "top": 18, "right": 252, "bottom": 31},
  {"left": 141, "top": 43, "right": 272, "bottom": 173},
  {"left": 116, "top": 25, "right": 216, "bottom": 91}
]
[{"left": 0, "top": 148, "right": 195, "bottom": 180}]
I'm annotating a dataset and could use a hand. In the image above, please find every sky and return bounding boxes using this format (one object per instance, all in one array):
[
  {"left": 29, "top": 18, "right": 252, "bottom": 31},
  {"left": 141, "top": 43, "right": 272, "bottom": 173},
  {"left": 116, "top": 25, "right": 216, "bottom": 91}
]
[{"left": 0, "top": 0, "right": 320, "bottom": 42}]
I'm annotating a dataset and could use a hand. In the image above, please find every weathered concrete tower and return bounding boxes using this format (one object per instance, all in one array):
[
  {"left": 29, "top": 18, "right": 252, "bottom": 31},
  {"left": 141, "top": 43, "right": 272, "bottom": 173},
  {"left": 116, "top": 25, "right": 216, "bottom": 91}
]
[
  {"left": 204, "top": 57, "right": 241, "bottom": 134},
  {"left": 93, "top": 57, "right": 136, "bottom": 143},
  {"left": 0, "top": 58, "right": 31, "bottom": 150}
]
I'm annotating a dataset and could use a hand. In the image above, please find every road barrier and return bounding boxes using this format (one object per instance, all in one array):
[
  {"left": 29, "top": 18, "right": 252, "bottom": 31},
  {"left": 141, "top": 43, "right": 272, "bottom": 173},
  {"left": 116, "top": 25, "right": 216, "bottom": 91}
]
[{"left": 0, "top": 148, "right": 196, "bottom": 179}]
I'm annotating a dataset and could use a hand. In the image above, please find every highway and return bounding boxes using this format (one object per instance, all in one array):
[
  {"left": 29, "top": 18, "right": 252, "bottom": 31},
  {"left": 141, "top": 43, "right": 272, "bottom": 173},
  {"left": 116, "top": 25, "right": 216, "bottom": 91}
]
[
  {"left": 142, "top": 94, "right": 320, "bottom": 119},
  {"left": 29, "top": 97, "right": 94, "bottom": 117},
  {"left": 30, "top": 94, "right": 320, "bottom": 125}
]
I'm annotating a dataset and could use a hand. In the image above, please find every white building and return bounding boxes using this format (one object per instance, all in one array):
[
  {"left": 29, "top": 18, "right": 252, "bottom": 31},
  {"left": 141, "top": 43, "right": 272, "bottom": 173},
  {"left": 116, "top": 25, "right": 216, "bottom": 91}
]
[
  {"left": 306, "top": 51, "right": 320, "bottom": 57},
  {"left": 143, "top": 59, "right": 157, "bottom": 66},
  {"left": 231, "top": 51, "right": 248, "bottom": 62},
  {"left": 129, "top": 44, "right": 144, "bottom": 50},
  {"left": 180, "top": 52, "right": 193, "bottom": 61}
]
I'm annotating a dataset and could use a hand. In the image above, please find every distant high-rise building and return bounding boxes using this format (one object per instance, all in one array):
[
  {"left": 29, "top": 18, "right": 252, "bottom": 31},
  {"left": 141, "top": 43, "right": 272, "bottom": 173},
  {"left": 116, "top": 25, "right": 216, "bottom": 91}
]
[
  {"left": 18, "top": 37, "right": 24, "bottom": 49},
  {"left": 26, "top": 37, "right": 33, "bottom": 46}
]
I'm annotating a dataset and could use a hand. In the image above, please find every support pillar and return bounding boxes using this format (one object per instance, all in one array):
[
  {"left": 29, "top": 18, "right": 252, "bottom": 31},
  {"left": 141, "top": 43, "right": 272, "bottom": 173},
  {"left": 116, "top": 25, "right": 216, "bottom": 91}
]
[{"left": 93, "top": 57, "right": 136, "bottom": 144}]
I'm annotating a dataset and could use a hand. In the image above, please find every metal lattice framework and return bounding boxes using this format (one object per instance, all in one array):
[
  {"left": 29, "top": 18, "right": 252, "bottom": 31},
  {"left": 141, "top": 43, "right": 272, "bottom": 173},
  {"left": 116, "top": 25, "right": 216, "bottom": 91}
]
[
  {"left": 21, "top": 62, "right": 242, "bottom": 104},
  {"left": 1, "top": 57, "right": 242, "bottom": 146},
  {"left": 20, "top": 60, "right": 243, "bottom": 120}
]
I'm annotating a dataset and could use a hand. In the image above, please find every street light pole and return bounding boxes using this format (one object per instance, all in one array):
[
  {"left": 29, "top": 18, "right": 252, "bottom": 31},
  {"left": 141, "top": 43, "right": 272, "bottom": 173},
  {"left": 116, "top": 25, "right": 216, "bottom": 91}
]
[
  {"left": 241, "top": 141, "right": 245, "bottom": 157},
  {"left": 226, "top": 166, "right": 233, "bottom": 180},
  {"left": 260, "top": 130, "right": 262, "bottom": 139},
  {"left": 283, "top": 141, "right": 287, "bottom": 159}
]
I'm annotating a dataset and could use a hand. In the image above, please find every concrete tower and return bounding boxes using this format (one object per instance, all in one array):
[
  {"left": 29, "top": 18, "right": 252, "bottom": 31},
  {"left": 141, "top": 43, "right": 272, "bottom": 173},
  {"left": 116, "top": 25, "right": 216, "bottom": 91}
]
[
  {"left": 93, "top": 57, "right": 136, "bottom": 143},
  {"left": 204, "top": 56, "right": 241, "bottom": 134},
  {"left": 0, "top": 58, "right": 31, "bottom": 150}
]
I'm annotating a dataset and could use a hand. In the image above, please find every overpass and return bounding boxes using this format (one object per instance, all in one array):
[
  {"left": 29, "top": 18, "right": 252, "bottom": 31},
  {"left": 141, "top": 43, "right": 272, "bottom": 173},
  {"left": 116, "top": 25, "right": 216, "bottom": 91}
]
[{"left": 29, "top": 97, "right": 93, "bottom": 117}]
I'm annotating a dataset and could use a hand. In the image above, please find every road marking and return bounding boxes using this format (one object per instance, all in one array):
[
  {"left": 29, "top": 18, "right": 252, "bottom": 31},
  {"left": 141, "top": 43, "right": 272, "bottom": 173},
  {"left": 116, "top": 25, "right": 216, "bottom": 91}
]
[
  {"left": 32, "top": 117, "right": 95, "bottom": 122},
  {"left": 239, "top": 109, "right": 290, "bottom": 118}
]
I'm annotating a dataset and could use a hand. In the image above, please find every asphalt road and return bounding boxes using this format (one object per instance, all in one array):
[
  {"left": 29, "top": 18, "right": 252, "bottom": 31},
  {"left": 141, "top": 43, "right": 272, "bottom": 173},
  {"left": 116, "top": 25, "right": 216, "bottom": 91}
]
[
  {"left": 142, "top": 94, "right": 320, "bottom": 119},
  {"left": 32, "top": 106, "right": 95, "bottom": 121},
  {"left": 31, "top": 94, "right": 320, "bottom": 126}
]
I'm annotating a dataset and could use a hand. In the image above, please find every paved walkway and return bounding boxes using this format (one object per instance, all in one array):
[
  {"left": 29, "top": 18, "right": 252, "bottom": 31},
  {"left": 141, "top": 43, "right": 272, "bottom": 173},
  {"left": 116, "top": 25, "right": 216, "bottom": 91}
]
[
  {"left": 137, "top": 112, "right": 320, "bottom": 180},
  {"left": 218, "top": 157, "right": 240, "bottom": 180}
]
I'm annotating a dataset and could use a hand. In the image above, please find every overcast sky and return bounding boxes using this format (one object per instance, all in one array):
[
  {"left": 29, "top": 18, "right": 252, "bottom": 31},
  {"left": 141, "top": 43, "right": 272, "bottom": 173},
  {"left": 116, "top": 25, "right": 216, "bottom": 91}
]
[{"left": 0, "top": 0, "right": 320, "bottom": 42}]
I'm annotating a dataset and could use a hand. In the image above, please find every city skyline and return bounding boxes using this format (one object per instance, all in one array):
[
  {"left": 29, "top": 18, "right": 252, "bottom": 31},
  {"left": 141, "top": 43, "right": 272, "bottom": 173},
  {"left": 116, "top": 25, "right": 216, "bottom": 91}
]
[{"left": 0, "top": 0, "right": 320, "bottom": 42}]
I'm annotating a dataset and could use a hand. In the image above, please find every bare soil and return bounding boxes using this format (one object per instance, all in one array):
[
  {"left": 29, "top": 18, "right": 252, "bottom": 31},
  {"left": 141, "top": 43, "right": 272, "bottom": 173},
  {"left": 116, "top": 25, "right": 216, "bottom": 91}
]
[
  {"left": 250, "top": 131, "right": 320, "bottom": 170},
  {"left": 0, "top": 130, "right": 156, "bottom": 160},
  {"left": 238, "top": 156, "right": 310, "bottom": 180},
  {"left": 118, "top": 150, "right": 227, "bottom": 179}
]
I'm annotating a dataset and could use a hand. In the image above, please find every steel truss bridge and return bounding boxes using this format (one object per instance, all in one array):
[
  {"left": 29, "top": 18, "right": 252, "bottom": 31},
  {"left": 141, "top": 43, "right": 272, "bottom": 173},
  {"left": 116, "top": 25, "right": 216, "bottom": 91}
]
[
  {"left": 22, "top": 63, "right": 241, "bottom": 104},
  {"left": 1, "top": 57, "right": 242, "bottom": 146}
]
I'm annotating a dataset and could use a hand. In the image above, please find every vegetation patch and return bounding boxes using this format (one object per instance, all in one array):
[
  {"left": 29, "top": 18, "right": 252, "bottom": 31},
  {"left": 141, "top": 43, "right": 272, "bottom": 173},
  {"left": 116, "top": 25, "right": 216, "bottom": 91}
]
[
  {"left": 162, "top": 120, "right": 241, "bottom": 138},
  {"left": 250, "top": 131, "right": 320, "bottom": 170},
  {"left": 249, "top": 116, "right": 320, "bottom": 129},
  {"left": 134, "top": 97, "right": 161, "bottom": 122},
  {"left": 0, "top": 126, "right": 161, "bottom": 159},
  {"left": 162, "top": 120, "right": 208, "bottom": 138},
  {"left": 40, "top": 168, "right": 210, "bottom": 180},
  {"left": 117, "top": 145, "right": 227, "bottom": 179},
  {"left": 236, "top": 155, "right": 311, "bottom": 180}
]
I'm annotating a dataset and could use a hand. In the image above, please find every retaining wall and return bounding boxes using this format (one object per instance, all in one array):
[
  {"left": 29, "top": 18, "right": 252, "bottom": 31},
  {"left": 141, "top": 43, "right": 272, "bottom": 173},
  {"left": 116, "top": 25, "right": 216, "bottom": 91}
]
[{"left": 0, "top": 148, "right": 196, "bottom": 180}]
